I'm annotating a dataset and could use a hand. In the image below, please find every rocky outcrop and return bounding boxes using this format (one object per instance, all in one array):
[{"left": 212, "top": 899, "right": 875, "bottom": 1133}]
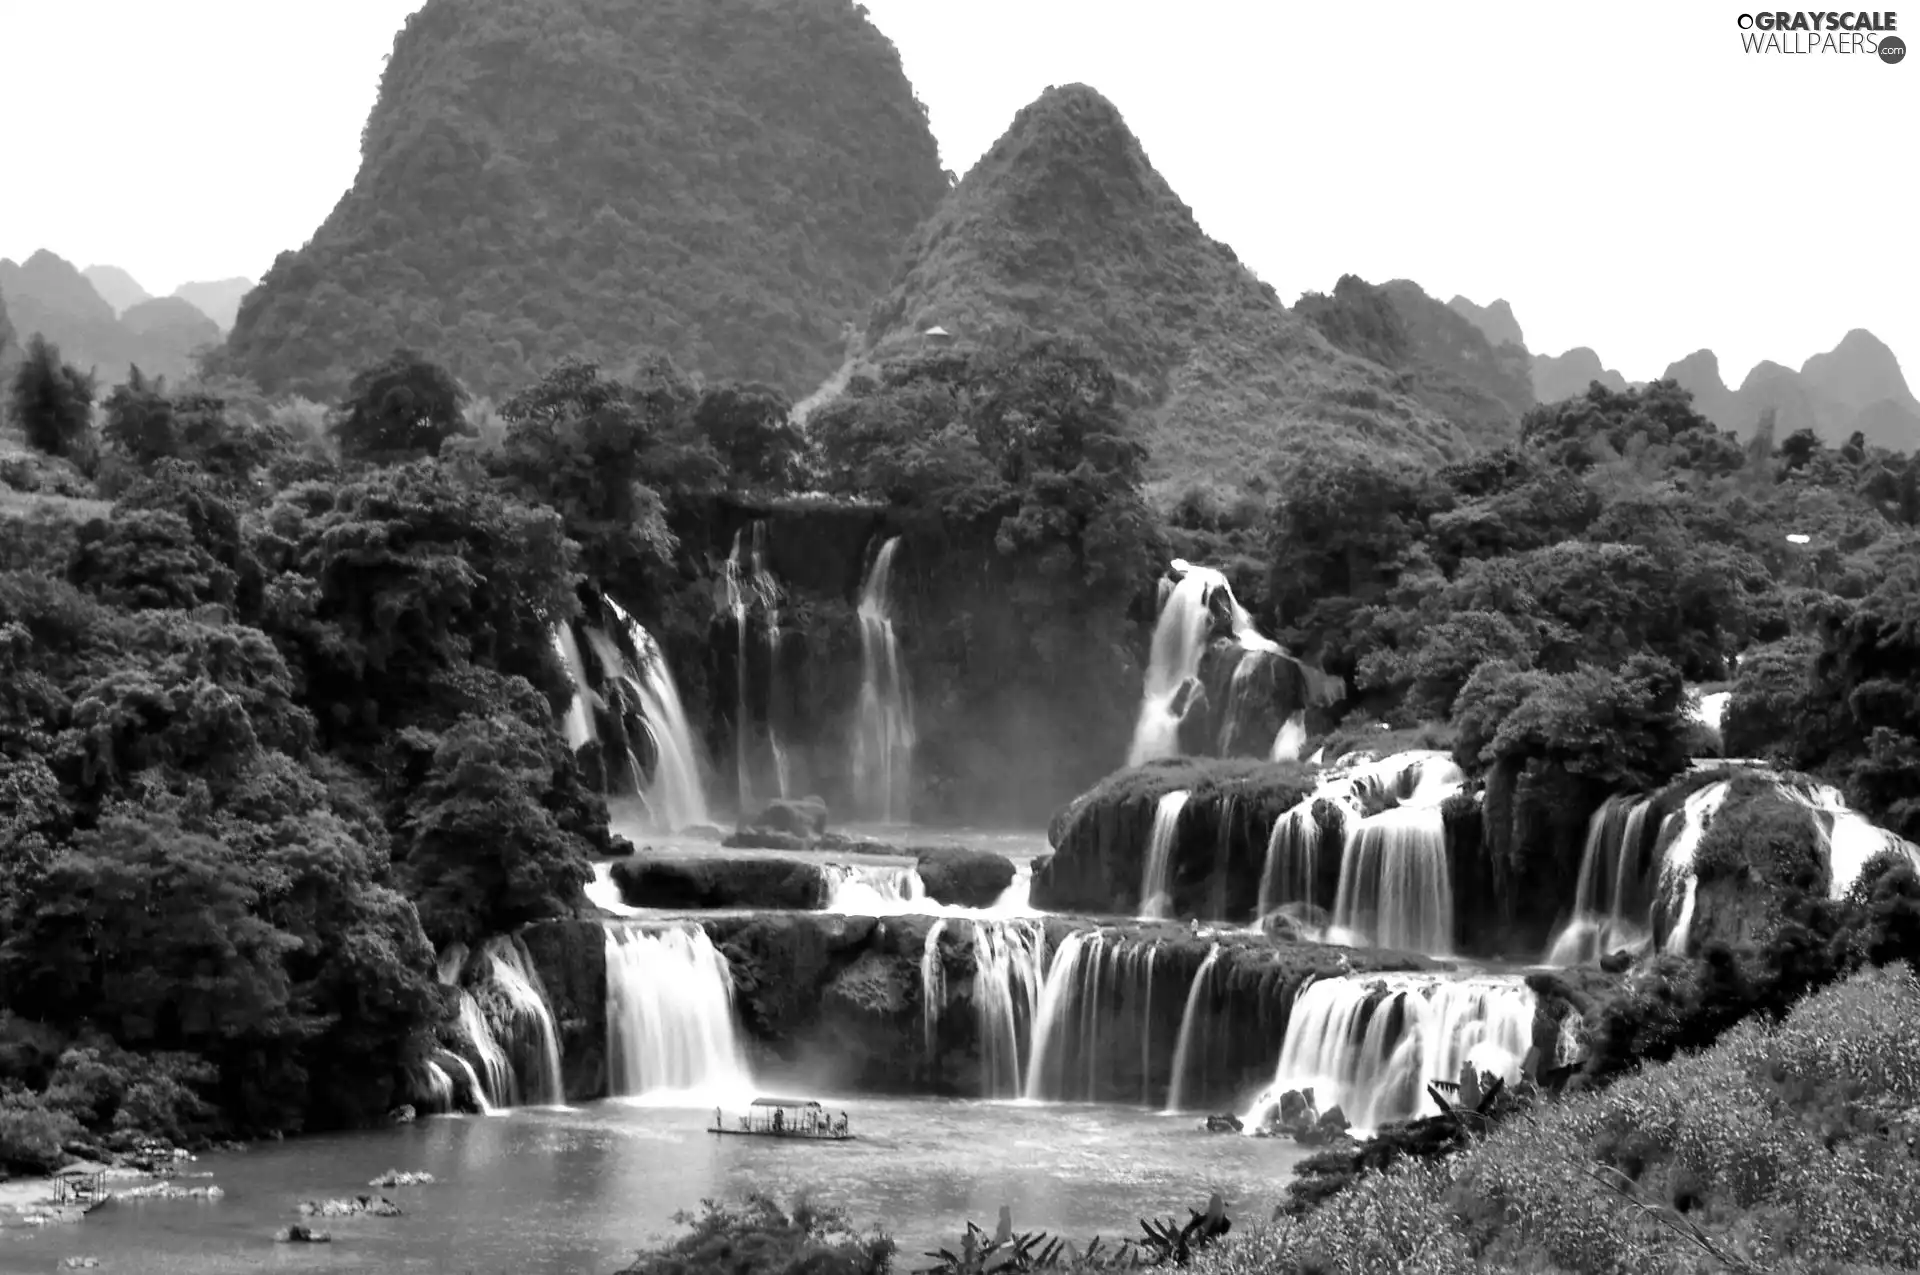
[
  {"left": 915, "top": 845, "right": 1015, "bottom": 908},
  {"left": 609, "top": 853, "right": 829, "bottom": 911},
  {"left": 747, "top": 797, "right": 829, "bottom": 836},
  {"left": 518, "top": 920, "right": 608, "bottom": 1101},
  {"left": 1036, "top": 759, "right": 1319, "bottom": 918},
  {"left": 1477, "top": 757, "right": 1611, "bottom": 956},
  {"left": 1677, "top": 771, "right": 1829, "bottom": 953}
]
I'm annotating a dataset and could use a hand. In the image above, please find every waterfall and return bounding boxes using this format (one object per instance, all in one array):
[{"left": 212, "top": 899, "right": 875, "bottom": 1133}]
[
  {"left": 1254, "top": 751, "right": 1462, "bottom": 952},
  {"left": 1543, "top": 795, "right": 1657, "bottom": 965},
  {"left": 435, "top": 1049, "right": 491, "bottom": 1115},
  {"left": 1782, "top": 782, "right": 1920, "bottom": 896},
  {"left": 480, "top": 937, "right": 565, "bottom": 1106},
  {"left": 1690, "top": 688, "right": 1731, "bottom": 733},
  {"left": 1164, "top": 945, "right": 1221, "bottom": 1113},
  {"left": 1258, "top": 802, "right": 1328, "bottom": 926},
  {"left": 1654, "top": 782, "right": 1732, "bottom": 953},
  {"left": 587, "top": 862, "right": 642, "bottom": 916},
  {"left": 602, "top": 598, "right": 711, "bottom": 830},
  {"left": 824, "top": 863, "right": 928, "bottom": 914},
  {"left": 551, "top": 626, "right": 598, "bottom": 751},
  {"left": 853, "top": 536, "right": 916, "bottom": 823},
  {"left": 921, "top": 919, "right": 949, "bottom": 1063},
  {"left": 438, "top": 939, "right": 564, "bottom": 1109},
  {"left": 1128, "top": 560, "right": 1282, "bottom": 767},
  {"left": 604, "top": 924, "right": 754, "bottom": 1103},
  {"left": 1138, "top": 791, "right": 1192, "bottom": 920},
  {"left": 1244, "top": 974, "right": 1537, "bottom": 1133},
  {"left": 1021, "top": 931, "right": 1170, "bottom": 1105},
  {"left": 723, "top": 523, "right": 786, "bottom": 815},
  {"left": 1332, "top": 805, "right": 1455, "bottom": 956},
  {"left": 1271, "top": 711, "right": 1308, "bottom": 762},
  {"left": 411, "top": 1059, "right": 454, "bottom": 1114},
  {"left": 972, "top": 921, "right": 1047, "bottom": 1098}
]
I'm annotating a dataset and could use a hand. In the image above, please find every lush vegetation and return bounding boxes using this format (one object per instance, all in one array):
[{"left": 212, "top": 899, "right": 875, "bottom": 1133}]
[
  {"left": 859, "top": 85, "right": 1478, "bottom": 509},
  {"left": 1197, "top": 963, "right": 1920, "bottom": 1273},
  {"left": 0, "top": 319, "right": 1178, "bottom": 1164},
  {"left": 217, "top": 0, "right": 948, "bottom": 402}
]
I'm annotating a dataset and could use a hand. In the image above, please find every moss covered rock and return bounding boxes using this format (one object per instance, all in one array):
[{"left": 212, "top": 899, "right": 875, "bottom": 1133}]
[
  {"left": 609, "top": 853, "right": 828, "bottom": 910},
  {"left": 914, "top": 845, "right": 1016, "bottom": 908},
  {"left": 1036, "top": 758, "right": 1317, "bottom": 919}
]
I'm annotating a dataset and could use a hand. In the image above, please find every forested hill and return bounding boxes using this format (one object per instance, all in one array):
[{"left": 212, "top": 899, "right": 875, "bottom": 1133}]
[
  {"left": 858, "top": 84, "right": 1481, "bottom": 507},
  {"left": 221, "top": 0, "right": 950, "bottom": 401}
]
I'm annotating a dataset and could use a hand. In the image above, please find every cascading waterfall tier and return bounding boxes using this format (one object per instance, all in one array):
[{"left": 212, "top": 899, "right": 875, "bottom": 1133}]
[
  {"left": 969, "top": 920, "right": 1048, "bottom": 1098},
  {"left": 852, "top": 535, "right": 916, "bottom": 823},
  {"left": 437, "top": 937, "right": 565, "bottom": 1109},
  {"left": 823, "top": 862, "right": 1038, "bottom": 918},
  {"left": 1257, "top": 751, "right": 1464, "bottom": 955},
  {"left": 1022, "top": 930, "right": 1164, "bottom": 1106},
  {"left": 551, "top": 625, "right": 598, "bottom": 752},
  {"left": 603, "top": 923, "right": 755, "bottom": 1103},
  {"left": 1164, "top": 944, "right": 1222, "bottom": 1113},
  {"left": 1244, "top": 973, "right": 1537, "bottom": 1133},
  {"left": 1128, "top": 560, "right": 1285, "bottom": 767},
  {"left": 1542, "top": 794, "right": 1657, "bottom": 965},
  {"left": 1549, "top": 768, "right": 1920, "bottom": 964},
  {"left": 1138, "top": 790, "right": 1193, "bottom": 920}
]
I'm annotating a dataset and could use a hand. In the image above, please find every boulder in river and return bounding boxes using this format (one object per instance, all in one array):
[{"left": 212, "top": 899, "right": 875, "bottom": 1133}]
[
  {"left": 747, "top": 797, "right": 828, "bottom": 836},
  {"left": 914, "top": 844, "right": 1015, "bottom": 908},
  {"left": 299, "top": 1194, "right": 403, "bottom": 1218},
  {"left": 610, "top": 852, "right": 828, "bottom": 910},
  {"left": 275, "top": 1225, "right": 331, "bottom": 1243}
]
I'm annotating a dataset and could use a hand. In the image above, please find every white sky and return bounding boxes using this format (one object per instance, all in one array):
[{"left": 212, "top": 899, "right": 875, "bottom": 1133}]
[{"left": 0, "top": 0, "right": 1911, "bottom": 387}]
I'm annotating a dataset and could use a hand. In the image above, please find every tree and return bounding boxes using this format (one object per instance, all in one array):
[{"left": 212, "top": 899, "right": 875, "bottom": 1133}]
[
  {"left": 330, "top": 349, "right": 470, "bottom": 461},
  {"left": 7, "top": 334, "right": 96, "bottom": 459},
  {"left": 693, "top": 382, "right": 808, "bottom": 488}
]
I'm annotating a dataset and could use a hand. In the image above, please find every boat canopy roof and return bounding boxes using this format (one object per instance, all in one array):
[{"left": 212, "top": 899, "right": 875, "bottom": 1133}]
[{"left": 750, "top": 1097, "right": 823, "bottom": 1108}]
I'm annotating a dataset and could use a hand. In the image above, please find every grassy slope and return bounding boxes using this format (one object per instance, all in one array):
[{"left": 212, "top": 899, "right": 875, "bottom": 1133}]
[
  {"left": 1199, "top": 963, "right": 1920, "bottom": 1274},
  {"left": 859, "top": 85, "right": 1474, "bottom": 508}
]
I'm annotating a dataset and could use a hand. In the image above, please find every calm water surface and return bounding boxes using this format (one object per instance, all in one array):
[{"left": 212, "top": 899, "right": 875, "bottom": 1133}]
[{"left": 4, "top": 1098, "right": 1301, "bottom": 1275}]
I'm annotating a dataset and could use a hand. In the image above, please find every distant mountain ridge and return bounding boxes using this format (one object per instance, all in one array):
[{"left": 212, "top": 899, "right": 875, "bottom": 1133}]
[
  {"left": 1450, "top": 296, "right": 1919, "bottom": 451},
  {"left": 83, "top": 264, "right": 151, "bottom": 315},
  {"left": 0, "top": 250, "right": 220, "bottom": 385},
  {"left": 222, "top": 0, "right": 950, "bottom": 400},
  {"left": 859, "top": 83, "right": 1487, "bottom": 502}
]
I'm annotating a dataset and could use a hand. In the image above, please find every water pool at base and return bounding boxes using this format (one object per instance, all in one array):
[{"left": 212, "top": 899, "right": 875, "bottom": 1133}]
[{"left": 3, "top": 1097, "right": 1303, "bottom": 1274}]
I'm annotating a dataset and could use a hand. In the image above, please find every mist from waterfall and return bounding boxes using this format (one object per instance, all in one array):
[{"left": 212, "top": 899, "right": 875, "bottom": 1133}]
[
  {"left": 1138, "top": 791, "right": 1192, "bottom": 920},
  {"left": 853, "top": 536, "right": 916, "bottom": 823},
  {"left": 1128, "top": 561, "right": 1281, "bottom": 767},
  {"left": 1543, "top": 794, "right": 1657, "bottom": 965},
  {"left": 604, "top": 924, "right": 755, "bottom": 1104},
  {"left": 1244, "top": 974, "right": 1537, "bottom": 1133},
  {"left": 1271, "top": 711, "right": 1308, "bottom": 762}
]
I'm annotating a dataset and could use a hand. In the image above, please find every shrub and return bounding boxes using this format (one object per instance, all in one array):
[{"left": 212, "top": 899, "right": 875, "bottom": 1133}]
[{"left": 615, "top": 1193, "right": 894, "bottom": 1275}]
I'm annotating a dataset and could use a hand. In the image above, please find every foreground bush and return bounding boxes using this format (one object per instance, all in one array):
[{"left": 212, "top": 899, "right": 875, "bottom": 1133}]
[
  {"left": 1194, "top": 964, "right": 1920, "bottom": 1274},
  {"left": 616, "top": 1194, "right": 894, "bottom": 1275}
]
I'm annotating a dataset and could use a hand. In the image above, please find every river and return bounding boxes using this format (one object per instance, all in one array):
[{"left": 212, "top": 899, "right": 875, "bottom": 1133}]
[{"left": 3, "top": 1097, "right": 1301, "bottom": 1274}]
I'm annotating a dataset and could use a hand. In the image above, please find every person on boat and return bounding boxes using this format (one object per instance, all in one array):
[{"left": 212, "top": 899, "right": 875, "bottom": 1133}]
[
  {"left": 714, "top": 1107, "right": 721, "bottom": 1130},
  {"left": 773, "top": 1108, "right": 784, "bottom": 1133}
]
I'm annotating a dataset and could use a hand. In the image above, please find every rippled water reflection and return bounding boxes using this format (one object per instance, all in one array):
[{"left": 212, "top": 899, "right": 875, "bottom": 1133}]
[{"left": 5, "top": 1097, "right": 1302, "bottom": 1274}]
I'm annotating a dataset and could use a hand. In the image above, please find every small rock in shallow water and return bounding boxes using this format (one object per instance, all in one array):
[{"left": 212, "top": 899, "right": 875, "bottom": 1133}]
[
  {"left": 300, "top": 1194, "right": 402, "bottom": 1218},
  {"left": 368, "top": 1169, "right": 435, "bottom": 1188},
  {"left": 60, "top": 1258, "right": 100, "bottom": 1269},
  {"left": 275, "top": 1225, "right": 331, "bottom": 1243}
]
